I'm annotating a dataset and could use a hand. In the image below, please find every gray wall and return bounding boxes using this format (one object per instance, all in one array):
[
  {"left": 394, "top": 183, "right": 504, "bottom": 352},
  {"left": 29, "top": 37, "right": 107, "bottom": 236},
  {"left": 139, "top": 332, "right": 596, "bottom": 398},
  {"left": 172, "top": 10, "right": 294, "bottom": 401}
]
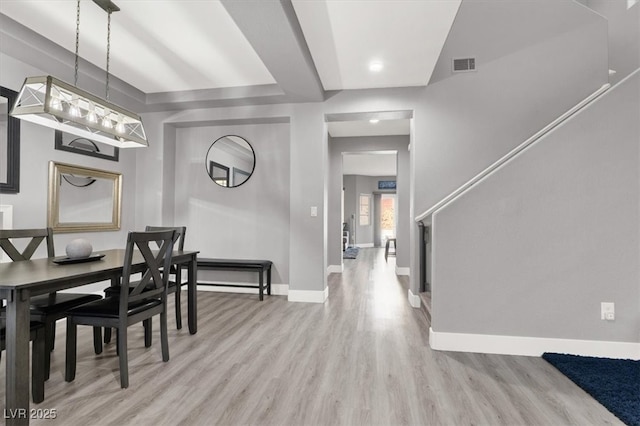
[
  {"left": 432, "top": 70, "right": 640, "bottom": 342},
  {"left": 410, "top": 0, "right": 610, "bottom": 298},
  {"left": 137, "top": 103, "right": 332, "bottom": 294},
  {"left": 171, "top": 123, "right": 290, "bottom": 285},
  {"left": 328, "top": 135, "right": 410, "bottom": 270},
  {"left": 290, "top": 104, "right": 328, "bottom": 294},
  {"left": 133, "top": 110, "right": 174, "bottom": 230},
  {"left": 417, "top": 0, "right": 609, "bottom": 216}
]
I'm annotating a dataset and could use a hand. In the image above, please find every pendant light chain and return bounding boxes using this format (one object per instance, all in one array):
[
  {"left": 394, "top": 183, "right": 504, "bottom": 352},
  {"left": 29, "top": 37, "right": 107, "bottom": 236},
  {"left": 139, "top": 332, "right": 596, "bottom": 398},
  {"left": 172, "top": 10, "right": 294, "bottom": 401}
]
[
  {"left": 105, "top": 8, "right": 112, "bottom": 100},
  {"left": 74, "top": 0, "right": 81, "bottom": 86}
]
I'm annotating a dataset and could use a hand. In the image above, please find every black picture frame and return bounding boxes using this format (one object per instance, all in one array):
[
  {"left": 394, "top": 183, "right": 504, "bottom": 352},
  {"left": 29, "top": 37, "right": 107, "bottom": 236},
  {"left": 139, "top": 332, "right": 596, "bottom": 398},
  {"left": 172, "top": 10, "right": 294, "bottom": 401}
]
[
  {"left": 378, "top": 180, "right": 396, "bottom": 190},
  {"left": 0, "top": 86, "right": 20, "bottom": 194},
  {"left": 55, "top": 130, "right": 120, "bottom": 162}
]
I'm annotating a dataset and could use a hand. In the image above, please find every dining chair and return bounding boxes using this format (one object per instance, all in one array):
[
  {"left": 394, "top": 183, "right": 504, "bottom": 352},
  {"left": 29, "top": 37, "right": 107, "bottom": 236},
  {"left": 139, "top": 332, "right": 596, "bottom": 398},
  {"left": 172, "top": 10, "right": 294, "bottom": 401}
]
[
  {"left": 103, "top": 226, "right": 186, "bottom": 345},
  {"left": 0, "top": 228, "right": 102, "bottom": 380},
  {"left": 65, "top": 229, "right": 176, "bottom": 389},
  {"left": 0, "top": 320, "right": 46, "bottom": 403},
  {"left": 145, "top": 225, "right": 187, "bottom": 329}
]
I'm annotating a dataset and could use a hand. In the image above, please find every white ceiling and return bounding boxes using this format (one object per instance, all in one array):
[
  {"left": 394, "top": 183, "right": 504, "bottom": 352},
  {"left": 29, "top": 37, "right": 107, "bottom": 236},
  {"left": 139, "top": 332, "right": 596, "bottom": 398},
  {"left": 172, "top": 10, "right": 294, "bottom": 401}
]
[
  {"left": 291, "top": 0, "right": 461, "bottom": 90},
  {"left": 0, "top": 0, "right": 276, "bottom": 93},
  {"left": 343, "top": 151, "right": 397, "bottom": 176},
  {"left": 0, "top": 0, "right": 460, "bottom": 95}
]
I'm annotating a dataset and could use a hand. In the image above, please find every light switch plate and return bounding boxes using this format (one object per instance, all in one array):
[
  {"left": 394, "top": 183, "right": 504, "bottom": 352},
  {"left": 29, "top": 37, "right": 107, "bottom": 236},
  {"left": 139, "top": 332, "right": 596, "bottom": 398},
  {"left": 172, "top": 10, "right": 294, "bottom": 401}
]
[{"left": 310, "top": 206, "right": 318, "bottom": 217}]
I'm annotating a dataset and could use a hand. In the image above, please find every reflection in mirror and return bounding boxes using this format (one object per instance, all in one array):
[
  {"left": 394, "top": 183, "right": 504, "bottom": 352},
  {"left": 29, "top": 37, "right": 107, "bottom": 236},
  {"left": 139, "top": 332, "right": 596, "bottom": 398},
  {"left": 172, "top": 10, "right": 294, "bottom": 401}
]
[
  {"left": 62, "top": 171, "right": 96, "bottom": 188},
  {"left": 48, "top": 161, "right": 122, "bottom": 232},
  {"left": 205, "top": 135, "right": 255, "bottom": 187},
  {"left": 59, "top": 176, "right": 111, "bottom": 223},
  {"left": 208, "top": 161, "right": 229, "bottom": 186}
]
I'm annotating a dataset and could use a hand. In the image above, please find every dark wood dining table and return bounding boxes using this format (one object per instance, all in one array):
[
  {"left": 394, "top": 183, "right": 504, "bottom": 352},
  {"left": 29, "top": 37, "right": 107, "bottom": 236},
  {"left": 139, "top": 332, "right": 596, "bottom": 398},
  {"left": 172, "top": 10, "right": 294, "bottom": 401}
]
[{"left": 0, "top": 249, "right": 199, "bottom": 425}]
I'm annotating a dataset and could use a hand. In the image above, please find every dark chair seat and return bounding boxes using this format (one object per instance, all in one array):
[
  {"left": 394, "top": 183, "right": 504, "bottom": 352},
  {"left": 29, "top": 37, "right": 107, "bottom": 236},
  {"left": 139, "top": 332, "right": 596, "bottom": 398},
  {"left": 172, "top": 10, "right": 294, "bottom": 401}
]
[
  {"left": 30, "top": 293, "right": 102, "bottom": 315},
  {"left": 68, "top": 297, "right": 162, "bottom": 318},
  {"left": 0, "top": 320, "right": 46, "bottom": 403},
  {"left": 103, "top": 281, "right": 171, "bottom": 347}
]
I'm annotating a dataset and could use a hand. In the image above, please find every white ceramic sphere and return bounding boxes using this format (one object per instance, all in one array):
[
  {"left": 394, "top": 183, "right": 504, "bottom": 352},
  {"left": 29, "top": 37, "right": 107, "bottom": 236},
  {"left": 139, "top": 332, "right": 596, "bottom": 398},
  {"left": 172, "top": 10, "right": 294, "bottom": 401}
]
[{"left": 65, "top": 239, "right": 93, "bottom": 259}]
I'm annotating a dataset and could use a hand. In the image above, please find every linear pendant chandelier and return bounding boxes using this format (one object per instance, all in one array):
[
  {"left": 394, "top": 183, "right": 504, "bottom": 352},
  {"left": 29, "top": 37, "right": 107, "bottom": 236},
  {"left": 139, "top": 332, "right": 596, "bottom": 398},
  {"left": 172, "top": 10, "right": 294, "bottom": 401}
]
[{"left": 10, "top": 0, "right": 148, "bottom": 148}]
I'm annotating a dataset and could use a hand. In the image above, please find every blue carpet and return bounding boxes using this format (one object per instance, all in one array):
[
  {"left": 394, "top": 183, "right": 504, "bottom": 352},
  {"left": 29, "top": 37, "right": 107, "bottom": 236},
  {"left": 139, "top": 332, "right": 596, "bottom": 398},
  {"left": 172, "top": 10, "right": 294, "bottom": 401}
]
[
  {"left": 343, "top": 247, "right": 359, "bottom": 259},
  {"left": 542, "top": 353, "right": 640, "bottom": 426}
]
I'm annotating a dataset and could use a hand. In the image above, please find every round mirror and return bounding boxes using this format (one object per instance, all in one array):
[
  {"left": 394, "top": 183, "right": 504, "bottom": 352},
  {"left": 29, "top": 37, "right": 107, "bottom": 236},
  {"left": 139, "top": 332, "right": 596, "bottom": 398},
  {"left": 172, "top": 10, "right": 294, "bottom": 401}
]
[{"left": 205, "top": 135, "right": 255, "bottom": 188}]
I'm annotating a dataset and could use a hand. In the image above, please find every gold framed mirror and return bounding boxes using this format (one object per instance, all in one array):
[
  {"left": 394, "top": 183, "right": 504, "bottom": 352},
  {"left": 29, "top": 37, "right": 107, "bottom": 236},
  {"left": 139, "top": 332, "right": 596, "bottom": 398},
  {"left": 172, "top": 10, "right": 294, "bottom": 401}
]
[{"left": 48, "top": 161, "right": 122, "bottom": 232}]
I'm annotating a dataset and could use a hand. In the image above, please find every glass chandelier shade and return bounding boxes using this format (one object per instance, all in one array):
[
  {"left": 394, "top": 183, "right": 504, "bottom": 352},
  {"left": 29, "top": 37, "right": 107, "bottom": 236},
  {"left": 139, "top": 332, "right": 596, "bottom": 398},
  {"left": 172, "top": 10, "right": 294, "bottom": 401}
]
[{"left": 11, "top": 75, "right": 147, "bottom": 148}]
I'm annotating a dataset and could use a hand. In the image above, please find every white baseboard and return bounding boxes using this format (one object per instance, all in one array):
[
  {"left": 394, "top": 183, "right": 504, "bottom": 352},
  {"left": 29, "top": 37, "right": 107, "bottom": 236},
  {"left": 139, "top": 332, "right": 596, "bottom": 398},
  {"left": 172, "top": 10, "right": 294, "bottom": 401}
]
[
  {"left": 429, "top": 328, "right": 640, "bottom": 360},
  {"left": 327, "top": 264, "right": 343, "bottom": 274},
  {"left": 395, "top": 266, "right": 410, "bottom": 276},
  {"left": 197, "top": 281, "right": 288, "bottom": 296},
  {"left": 288, "top": 286, "right": 329, "bottom": 303},
  {"left": 356, "top": 243, "right": 374, "bottom": 248},
  {"left": 407, "top": 289, "right": 421, "bottom": 308}
]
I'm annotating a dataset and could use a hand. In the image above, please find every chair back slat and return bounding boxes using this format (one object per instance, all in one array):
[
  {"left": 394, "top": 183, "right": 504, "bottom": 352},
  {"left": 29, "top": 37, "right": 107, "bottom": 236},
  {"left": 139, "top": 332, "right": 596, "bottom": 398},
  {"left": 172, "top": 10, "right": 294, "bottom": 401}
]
[
  {"left": 144, "top": 226, "right": 186, "bottom": 251},
  {"left": 130, "top": 240, "right": 168, "bottom": 296},
  {"left": 0, "top": 228, "right": 54, "bottom": 261},
  {"left": 120, "top": 230, "right": 176, "bottom": 308}
]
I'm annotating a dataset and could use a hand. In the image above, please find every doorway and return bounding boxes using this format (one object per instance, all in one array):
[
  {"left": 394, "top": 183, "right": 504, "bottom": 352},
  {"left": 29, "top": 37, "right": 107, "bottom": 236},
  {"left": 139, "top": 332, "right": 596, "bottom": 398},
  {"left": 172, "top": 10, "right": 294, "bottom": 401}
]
[
  {"left": 379, "top": 193, "right": 396, "bottom": 246},
  {"left": 342, "top": 151, "right": 397, "bottom": 248}
]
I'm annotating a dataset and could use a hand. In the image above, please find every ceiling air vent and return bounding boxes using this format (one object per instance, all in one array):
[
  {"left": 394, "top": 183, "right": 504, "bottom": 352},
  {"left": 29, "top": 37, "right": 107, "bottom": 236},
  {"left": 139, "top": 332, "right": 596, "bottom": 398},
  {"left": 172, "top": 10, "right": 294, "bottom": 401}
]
[{"left": 452, "top": 57, "right": 476, "bottom": 73}]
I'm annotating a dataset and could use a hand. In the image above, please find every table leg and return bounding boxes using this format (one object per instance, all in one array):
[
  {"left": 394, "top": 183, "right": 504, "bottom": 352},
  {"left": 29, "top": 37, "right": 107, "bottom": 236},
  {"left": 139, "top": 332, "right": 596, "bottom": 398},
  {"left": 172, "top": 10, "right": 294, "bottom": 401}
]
[
  {"left": 187, "top": 255, "right": 197, "bottom": 334},
  {"left": 267, "top": 266, "right": 271, "bottom": 296},
  {"left": 258, "top": 270, "right": 264, "bottom": 301},
  {"left": 5, "top": 289, "right": 31, "bottom": 425}
]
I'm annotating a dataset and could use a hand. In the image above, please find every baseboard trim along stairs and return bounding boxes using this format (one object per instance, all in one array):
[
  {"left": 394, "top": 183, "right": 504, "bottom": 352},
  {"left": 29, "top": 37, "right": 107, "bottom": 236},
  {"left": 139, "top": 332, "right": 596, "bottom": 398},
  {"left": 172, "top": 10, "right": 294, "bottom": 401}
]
[{"left": 429, "top": 328, "right": 640, "bottom": 360}]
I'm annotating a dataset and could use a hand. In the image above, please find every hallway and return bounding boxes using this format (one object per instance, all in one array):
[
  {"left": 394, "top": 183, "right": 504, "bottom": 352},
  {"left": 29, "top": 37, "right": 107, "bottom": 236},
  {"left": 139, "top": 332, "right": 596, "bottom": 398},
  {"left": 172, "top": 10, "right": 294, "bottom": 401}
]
[{"left": 2, "top": 248, "right": 621, "bottom": 425}]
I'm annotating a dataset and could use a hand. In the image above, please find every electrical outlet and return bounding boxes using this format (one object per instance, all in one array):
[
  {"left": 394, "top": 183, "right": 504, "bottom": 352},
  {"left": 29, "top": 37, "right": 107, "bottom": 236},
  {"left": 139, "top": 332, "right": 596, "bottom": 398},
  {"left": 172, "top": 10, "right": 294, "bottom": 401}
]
[
  {"left": 601, "top": 302, "right": 615, "bottom": 321},
  {"left": 310, "top": 206, "right": 318, "bottom": 217}
]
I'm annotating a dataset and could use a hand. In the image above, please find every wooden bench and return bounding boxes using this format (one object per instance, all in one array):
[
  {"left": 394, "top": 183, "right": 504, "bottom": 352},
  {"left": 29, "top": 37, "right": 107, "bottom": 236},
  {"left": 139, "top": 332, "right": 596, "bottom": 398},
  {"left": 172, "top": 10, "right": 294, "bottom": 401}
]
[{"left": 197, "top": 258, "right": 273, "bottom": 300}]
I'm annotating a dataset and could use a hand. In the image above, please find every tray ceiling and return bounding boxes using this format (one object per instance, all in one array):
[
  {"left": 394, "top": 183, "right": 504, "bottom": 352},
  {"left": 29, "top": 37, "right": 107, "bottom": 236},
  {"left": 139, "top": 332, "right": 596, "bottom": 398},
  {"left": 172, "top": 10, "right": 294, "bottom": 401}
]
[{"left": 1, "top": 0, "right": 460, "bottom": 96}]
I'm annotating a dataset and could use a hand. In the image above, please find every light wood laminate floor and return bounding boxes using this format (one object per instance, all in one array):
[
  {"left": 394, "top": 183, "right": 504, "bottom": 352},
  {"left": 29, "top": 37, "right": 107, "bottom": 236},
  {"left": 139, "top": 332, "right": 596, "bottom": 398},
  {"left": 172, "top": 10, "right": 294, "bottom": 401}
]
[{"left": 2, "top": 248, "right": 622, "bottom": 425}]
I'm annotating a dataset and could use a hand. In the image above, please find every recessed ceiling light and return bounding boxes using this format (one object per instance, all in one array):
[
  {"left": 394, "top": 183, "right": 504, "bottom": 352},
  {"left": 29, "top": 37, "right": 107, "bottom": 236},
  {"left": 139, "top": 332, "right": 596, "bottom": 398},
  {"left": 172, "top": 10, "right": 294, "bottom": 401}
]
[
  {"left": 369, "top": 119, "right": 380, "bottom": 124},
  {"left": 369, "top": 61, "right": 383, "bottom": 72}
]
